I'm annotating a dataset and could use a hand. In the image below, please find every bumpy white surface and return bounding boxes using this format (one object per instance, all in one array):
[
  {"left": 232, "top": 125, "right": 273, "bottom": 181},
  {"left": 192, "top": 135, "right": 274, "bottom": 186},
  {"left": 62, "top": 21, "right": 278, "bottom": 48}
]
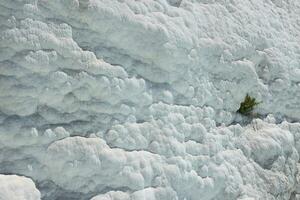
[
  {"left": 0, "top": 174, "right": 41, "bottom": 200},
  {"left": 0, "top": 0, "right": 300, "bottom": 199}
]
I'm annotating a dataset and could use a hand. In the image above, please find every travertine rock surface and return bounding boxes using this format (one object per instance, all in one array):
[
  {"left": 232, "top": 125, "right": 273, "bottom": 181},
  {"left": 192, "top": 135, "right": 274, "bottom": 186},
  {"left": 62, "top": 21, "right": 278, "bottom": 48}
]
[{"left": 0, "top": 0, "right": 300, "bottom": 199}]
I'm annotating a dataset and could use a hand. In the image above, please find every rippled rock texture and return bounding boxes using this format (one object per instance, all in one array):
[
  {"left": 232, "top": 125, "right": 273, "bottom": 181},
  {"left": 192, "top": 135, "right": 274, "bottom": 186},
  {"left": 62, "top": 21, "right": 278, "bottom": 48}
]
[{"left": 0, "top": 0, "right": 300, "bottom": 199}]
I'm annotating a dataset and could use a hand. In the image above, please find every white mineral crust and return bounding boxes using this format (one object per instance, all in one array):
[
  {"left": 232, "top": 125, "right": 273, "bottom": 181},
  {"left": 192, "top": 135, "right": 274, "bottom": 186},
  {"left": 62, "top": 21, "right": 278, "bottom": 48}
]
[{"left": 0, "top": 0, "right": 300, "bottom": 199}]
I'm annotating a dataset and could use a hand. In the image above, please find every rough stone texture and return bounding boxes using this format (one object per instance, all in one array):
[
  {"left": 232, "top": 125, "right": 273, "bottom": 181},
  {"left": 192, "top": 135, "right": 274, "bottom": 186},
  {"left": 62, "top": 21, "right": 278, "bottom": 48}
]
[
  {"left": 0, "top": 0, "right": 300, "bottom": 199},
  {"left": 0, "top": 174, "right": 41, "bottom": 200}
]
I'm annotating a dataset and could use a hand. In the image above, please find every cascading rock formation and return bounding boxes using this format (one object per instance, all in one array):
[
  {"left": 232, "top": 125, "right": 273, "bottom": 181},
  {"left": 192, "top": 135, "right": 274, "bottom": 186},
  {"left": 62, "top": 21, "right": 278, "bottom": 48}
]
[{"left": 0, "top": 0, "right": 300, "bottom": 199}]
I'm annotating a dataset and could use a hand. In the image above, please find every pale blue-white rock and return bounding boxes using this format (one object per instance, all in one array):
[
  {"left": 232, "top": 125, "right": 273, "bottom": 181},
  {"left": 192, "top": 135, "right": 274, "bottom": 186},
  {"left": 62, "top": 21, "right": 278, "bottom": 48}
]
[
  {"left": 0, "top": 174, "right": 41, "bottom": 200},
  {"left": 0, "top": 0, "right": 300, "bottom": 199}
]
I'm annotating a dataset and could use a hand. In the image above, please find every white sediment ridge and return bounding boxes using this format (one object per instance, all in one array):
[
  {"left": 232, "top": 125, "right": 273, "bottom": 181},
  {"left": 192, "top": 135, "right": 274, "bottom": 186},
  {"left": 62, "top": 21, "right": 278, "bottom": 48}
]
[{"left": 0, "top": 0, "right": 300, "bottom": 199}]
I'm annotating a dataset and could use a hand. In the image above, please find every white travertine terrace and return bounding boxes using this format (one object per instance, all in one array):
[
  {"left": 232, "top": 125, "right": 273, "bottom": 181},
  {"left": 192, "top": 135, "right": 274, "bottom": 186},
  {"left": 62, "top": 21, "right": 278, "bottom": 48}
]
[{"left": 0, "top": 0, "right": 300, "bottom": 199}]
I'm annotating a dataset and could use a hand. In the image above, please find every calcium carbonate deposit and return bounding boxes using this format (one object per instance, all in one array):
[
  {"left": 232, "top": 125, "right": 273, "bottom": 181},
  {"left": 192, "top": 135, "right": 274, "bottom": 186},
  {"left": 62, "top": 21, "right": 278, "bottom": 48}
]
[{"left": 0, "top": 0, "right": 300, "bottom": 199}]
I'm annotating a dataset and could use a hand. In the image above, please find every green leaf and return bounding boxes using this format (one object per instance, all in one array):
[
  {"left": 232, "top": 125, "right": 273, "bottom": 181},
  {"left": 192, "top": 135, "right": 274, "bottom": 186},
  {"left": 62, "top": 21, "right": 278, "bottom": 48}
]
[{"left": 237, "top": 94, "right": 260, "bottom": 116}]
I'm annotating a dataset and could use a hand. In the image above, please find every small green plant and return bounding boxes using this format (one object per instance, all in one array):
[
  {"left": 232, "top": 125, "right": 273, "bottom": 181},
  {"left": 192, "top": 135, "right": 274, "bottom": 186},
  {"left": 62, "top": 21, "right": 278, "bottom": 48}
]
[{"left": 237, "top": 94, "right": 260, "bottom": 116}]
